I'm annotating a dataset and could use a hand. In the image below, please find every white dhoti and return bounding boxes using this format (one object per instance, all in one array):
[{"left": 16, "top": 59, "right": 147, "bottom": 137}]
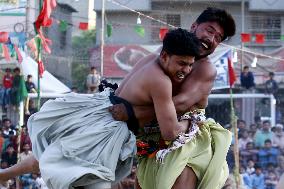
[{"left": 27, "top": 90, "right": 136, "bottom": 189}]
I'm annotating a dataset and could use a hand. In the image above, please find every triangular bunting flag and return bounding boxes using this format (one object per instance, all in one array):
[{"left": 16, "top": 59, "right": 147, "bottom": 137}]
[
  {"left": 59, "top": 20, "right": 68, "bottom": 32},
  {"left": 134, "top": 25, "right": 145, "bottom": 37},
  {"left": 0, "top": 32, "right": 9, "bottom": 43},
  {"left": 281, "top": 35, "right": 284, "bottom": 41},
  {"left": 79, "top": 22, "right": 88, "bottom": 30},
  {"left": 255, "top": 33, "right": 265, "bottom": 44},
  {"left": 107, "top": 23, "right": 113, "bottom": 37},
  {"left": 228, "top": 57, "right": 236, "bottom": 87},
  {"left": 159, "top": 28, "right": 169, "bottom": 41},
  {"left": 241, "top": 33, "right": 251, "bottom": 43}
]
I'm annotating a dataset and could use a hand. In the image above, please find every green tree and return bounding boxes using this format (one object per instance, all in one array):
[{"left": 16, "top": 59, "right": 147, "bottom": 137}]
[{"left": 71, "top": 30, "right": 96, "bottom": 92}]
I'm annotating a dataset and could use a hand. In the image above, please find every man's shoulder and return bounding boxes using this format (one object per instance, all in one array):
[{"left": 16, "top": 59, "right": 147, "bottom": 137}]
[{"left": 191, "top": 58, "right": 217, "bottom": 80}]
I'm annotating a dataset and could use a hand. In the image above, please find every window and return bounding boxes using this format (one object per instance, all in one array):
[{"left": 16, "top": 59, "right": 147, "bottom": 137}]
[
  {"left": 60, "top": 30, "right": 67, "bottom": 49},
  {"left": 250, "top": 15, "right": 281, "bottom": 41},
  {"left": 151, "top": 14, "right": 181, "bottom": 43}
]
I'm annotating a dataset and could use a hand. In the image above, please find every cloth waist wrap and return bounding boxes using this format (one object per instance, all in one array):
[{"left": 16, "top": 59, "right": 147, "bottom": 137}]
[
  {"left": 136, "top": 118, "right": 232, "bottom": 189},
  {"left": 27, "top": 89, "right": 137, "bottom": 189},
  {"left": 109, "top": 93, "right": 139, "bottom": 135}
]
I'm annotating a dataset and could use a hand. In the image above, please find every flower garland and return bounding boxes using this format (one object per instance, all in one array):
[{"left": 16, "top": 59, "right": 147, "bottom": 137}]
[{"left": 136, "top": 109, "right": 206, "bottom": 163}]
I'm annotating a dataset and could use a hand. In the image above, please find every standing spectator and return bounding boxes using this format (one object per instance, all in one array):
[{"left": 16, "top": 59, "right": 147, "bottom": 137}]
[
  {"left": 86, "top": 67, "right": 101, "bottom": 93},
  {"left": 258, "top": 139, "right": 280, "bottom": 168},
  {"left": 10, "top": 67, "right": 28, "bottom": 108},
  {"left": 251, "top": 166, "right": 265, "bottom": 189},
  {"left": 240, "top": 66, "right": 255, "bottom": 90},
  {"left": 265, "top": 72, "right": 278, "bottom": 97},
  {"left": 254, "top": 121, "right": 273, "bottom": 148},
  {"left": 24, "top": 74, "right": 36, "bottom": 115},
  {"left": 1, "top": 144, "right": 17, "bottom": 167},
  {"left": 2, "top": 68, "right": 13, "bottom": 110}
]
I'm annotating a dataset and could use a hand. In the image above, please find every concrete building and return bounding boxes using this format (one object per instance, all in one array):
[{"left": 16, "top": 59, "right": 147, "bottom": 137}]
[{"left": 60, "top": 0, "right": 96, "bottom": 36}]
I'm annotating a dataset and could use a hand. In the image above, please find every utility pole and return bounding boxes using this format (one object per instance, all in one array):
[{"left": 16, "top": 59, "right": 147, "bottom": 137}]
[
  {"left": 25, "top": 0, "right": 30, "bottom": 38},
  {"left": 241, "top": 0, "right": 245, "bottom": 70},
  {"left": 100, "top": 0, "right": 105, "bottom": 76}
]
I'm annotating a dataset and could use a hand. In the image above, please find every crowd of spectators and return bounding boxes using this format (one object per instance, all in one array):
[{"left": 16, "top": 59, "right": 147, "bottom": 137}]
[{"left": 225, "top": 119, "right": 284, "bottom": 189}]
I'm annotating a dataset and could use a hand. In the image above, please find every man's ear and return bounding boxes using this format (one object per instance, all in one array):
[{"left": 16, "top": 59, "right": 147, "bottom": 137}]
[
  {"left": 190, "top": 22, "right": 197, "bottom": 31},
  {"left": 160, "top": 51, "right": 168, "bottom": 64}
]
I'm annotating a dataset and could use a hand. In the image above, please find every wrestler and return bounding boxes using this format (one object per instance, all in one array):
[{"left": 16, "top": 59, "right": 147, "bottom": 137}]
[
  {"left": 110, "top": 7, "right": 236, "bottom": 189},
  {"left": 0, "top": 29, "right": 200, "bottom": 189}
]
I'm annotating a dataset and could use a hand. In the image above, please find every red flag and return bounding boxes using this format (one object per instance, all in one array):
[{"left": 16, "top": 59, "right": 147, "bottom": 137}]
[
  {"left": 38, "top": 61, "right": 45, "bottom": 77},
  {"left": 255, "top": 33, "right": 265, "bottom": 44},
  {"left": 0, "top": 32, "right": 9, "bottom": 43},
  {"left": 2, "top": 44, "right": 11, "bottom": 61},
  {"left": 79, "top": 22, "right": 88, "bottom": 30},
  {"left": 35, "top": 0, "right": 57, "bottom": 30},
  {"left": 14, "top": 45, "right": 23, "bottom": 63},
  {"left": 228, "top": 57, "right": 236, "bottom": 87},
  {"left": 159, "top": 28, "right": 169, "bottom": 41},
  {"left": 241, "top": 33, "right": 251, "bottom": 43}
]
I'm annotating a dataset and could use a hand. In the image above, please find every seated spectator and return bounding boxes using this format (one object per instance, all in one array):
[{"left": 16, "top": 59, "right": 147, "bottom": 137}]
[
  {"left": 254, "top": 120, "right": 273, "bottom": 148},
  {"left": 240, "top": 65, "right": 255, "bottom": 91},
  {"left": 1, "top": 118, "right": 16, "bottom": 138},
  {"left": 258, "top": 139, "right": 280, "bottom": 168},
  {"left": 237, "top": 119, "right": 247, "bottom": 138},
  {"left": 251, "top": 165, "right": 265, "bottom": 189},
  {"left": 240, "top": 142, "right": 258, "bottom": 167},
  {"left": 265, "top": 171, "right": 278, "bottom": 189},
  {"left": 239, "top": 129, "right": 253, "bottom": 150},
  {"left": 271, "top": 124, "right": 284, "bottom": 152},
  {"left": 19, "top": 142, "right": 32, "bottom": 162},
  {"left": 1, "top": 144, "right": 17, "bottom": 167},
  {"left": 19, "top": 173, "right": 38, "bottom": 189},
  {"left": 19, "top": 126, "right": 32, "bottom": 152},
  {"left": 275, "top": 156, "right": 284, "bottom": 178},
  {"left": 246, "top": 159, "right": 256, "bottom": 175},
  {"left": 240, "top": 166, "right": 252, "bottom": 189}
]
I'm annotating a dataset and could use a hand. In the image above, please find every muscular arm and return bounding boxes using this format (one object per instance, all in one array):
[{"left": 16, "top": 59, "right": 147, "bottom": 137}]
[{"left": 149, "top": 74, "right": 187, "bottom": 141}]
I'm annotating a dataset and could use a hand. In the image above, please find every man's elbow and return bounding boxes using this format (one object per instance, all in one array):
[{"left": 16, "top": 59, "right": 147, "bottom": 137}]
[{"left": 161, "top": 130, "right": 179, "bottom": 141}]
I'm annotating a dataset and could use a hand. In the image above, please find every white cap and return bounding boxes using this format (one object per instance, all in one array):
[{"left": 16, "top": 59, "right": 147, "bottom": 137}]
[{"left": 275, "top": 124, "right": 283, "bottom": 129}]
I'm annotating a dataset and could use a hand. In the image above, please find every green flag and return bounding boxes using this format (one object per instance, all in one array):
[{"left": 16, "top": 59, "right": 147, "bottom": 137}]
[
  {"left": 281, "top": 35, "right": 284, "bottom": 41},
  {"left": 107, "top": 23, "right": 113, "bottom": 37},
  {"left": 59, "top": 20, "right": 68, "bottom": 32},
  {"left": 134, "top": 25, "right": 145, "bottom": 37}
]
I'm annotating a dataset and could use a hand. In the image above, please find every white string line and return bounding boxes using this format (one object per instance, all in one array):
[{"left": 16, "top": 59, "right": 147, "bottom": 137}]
[
  {"left": 107, "top": 0, "right": 177, "bottom": 29},
  {"left": 107, "top": 0, "right": 284, "bottom": 62}
]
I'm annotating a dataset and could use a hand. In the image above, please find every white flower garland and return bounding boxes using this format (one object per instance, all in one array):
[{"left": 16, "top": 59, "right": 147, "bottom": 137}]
[{"left": 156, "top": 110, "right": 206, "bottom": 163}]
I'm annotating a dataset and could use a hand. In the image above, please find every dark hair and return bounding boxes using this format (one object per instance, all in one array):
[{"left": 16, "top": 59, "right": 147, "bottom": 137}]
[
  {"left": 196, "top": 7, "right": 236, "bottom": 41},
  {"left": 269, "top": 72, "right": 274, "bottom": 77},
  {"left": 13, "top": 67, "right": 20, "bottom": 73},
  {"left": 243, "top": 66, "right": 249, "bottom": 70},
  {"left": 263, "top": 120, "right": 270, "bottom": 125},
  {"left": 5, "top": 68, "right": 11, "bottom": 72},
  {"left": 162, "top": 28, "right": 200, "bottom": 57},
  {"left": 27, "top": 74, "right": 33, "bottom": 79},
  {"left": 264, "top": 139, "right": 272, "bottom": 144}
]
